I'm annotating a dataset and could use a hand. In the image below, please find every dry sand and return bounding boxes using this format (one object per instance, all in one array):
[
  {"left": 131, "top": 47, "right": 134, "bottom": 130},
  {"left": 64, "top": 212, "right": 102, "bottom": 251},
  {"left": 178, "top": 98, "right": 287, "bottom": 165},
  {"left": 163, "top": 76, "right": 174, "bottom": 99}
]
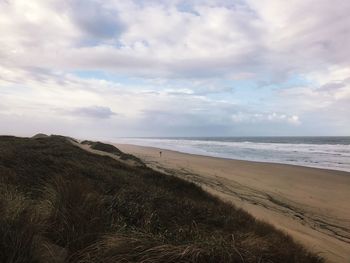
[{"left": 115, "top": 143, "right": 350, "bottom": 263}]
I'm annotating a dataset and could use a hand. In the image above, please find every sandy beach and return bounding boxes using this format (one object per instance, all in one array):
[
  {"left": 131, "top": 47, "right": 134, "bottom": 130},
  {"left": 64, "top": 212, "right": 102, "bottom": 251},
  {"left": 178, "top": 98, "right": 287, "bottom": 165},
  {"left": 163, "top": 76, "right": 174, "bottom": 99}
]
[{"left": 115, "top": 143, "right": 350, "bottom": 263}]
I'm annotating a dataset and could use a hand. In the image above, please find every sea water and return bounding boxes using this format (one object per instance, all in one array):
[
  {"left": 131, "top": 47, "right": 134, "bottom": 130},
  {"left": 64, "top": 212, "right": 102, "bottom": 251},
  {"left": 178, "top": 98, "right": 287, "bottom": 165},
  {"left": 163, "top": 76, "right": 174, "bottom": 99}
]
[{"left": 115, "top": 137, "right": 350, "bottom": 172}]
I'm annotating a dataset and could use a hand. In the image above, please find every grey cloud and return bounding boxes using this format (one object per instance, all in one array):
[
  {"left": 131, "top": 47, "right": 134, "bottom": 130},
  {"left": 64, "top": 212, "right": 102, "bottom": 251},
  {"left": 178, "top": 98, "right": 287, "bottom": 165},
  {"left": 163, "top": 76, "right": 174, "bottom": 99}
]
[
  {"left": 68, "top": 0, "right": 125, "bottom": 40},
  {"left": 318, "top": 82, "right": 346, "bottom": 93},
  {"left": 270, "top": 1, "right": 350, "bottom": 72},
  {"left": 71, "top": 106, "right": 116, "bottom": 119}
]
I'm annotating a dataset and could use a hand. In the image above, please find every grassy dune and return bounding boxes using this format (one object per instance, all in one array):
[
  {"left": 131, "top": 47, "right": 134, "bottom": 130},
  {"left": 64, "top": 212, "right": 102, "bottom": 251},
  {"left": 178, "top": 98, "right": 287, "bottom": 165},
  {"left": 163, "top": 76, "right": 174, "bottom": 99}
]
[
  {"left": 81, "top": 140, "right": 145, "bottom": 165},
  {"left": 0, "top": 135, "right": 323, "bottom": 263}
]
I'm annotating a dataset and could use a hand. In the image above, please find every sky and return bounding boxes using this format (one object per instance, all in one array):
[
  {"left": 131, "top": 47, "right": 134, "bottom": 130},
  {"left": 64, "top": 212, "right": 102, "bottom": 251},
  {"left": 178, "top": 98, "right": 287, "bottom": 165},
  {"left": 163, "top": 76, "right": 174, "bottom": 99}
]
[{"left": 0, "top": 0, "right": 349, "bottom": 139}]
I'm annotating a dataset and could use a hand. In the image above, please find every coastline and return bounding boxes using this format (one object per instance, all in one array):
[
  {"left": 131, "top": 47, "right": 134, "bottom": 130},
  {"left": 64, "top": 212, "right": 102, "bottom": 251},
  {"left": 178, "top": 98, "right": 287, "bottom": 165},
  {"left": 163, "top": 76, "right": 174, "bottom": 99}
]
[
  {"left": 113, "top": 138, "right": 350, "bottom": 173},
  {"left": 115, "top": 143, "right": 350, "bottom": 263}
]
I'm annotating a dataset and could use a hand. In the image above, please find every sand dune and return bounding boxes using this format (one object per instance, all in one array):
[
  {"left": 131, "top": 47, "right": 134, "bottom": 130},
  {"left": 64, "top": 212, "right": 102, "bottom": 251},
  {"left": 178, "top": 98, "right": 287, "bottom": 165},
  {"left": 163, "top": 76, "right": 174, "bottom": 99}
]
[{"left": 115, "top": 143, "right": 350, "bottom": 263}]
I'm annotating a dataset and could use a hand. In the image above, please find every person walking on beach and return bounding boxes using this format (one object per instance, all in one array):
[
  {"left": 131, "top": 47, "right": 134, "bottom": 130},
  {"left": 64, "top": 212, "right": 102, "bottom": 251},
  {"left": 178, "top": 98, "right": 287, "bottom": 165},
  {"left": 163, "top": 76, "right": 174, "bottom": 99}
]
[{"left": 159, "top": 151, "right": 162, "bottom": 157}]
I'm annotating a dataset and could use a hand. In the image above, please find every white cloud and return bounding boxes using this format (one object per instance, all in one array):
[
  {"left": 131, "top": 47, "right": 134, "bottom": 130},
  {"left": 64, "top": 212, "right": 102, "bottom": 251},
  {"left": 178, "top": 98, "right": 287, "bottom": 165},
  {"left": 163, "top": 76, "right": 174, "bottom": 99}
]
[{"left": 231, "top": 112, "right": 301, "bottom": 126}]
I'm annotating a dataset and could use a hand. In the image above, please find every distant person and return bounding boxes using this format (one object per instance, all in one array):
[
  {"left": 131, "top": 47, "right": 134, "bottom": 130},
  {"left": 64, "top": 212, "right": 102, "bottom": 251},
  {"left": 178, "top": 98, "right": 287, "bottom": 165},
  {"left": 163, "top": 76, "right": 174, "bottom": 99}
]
[{"left": 159, "top": 151, "right": 162, "bottom": 157}]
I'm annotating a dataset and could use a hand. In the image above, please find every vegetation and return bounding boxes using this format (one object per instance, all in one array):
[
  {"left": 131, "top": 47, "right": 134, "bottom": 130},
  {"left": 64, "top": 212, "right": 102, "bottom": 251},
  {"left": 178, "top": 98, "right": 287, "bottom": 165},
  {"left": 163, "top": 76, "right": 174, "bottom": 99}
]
[
  {"left": 82, "top": 140, "right": 144, "bottom": 165},
  {"left": 31, "top": 133, "right": 49, "bottom": 139},
  {"left": 0, "top": 135, "right": 323, "bottom": 263}
]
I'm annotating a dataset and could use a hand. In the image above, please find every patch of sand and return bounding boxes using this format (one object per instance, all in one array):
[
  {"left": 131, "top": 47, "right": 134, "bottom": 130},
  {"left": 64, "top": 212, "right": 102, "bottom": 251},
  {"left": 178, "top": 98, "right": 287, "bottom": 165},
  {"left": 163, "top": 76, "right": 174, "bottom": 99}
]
[{"left": 115, "top": 143, "right": 350, "bottom": 263}]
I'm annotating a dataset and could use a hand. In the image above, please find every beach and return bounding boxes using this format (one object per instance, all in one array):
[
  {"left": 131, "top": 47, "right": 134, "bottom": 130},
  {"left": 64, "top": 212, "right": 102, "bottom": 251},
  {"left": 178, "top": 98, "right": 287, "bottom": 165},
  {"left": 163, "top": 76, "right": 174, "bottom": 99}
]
[{"left": 115, "top": 143, "right": 350, "bottom": 263}]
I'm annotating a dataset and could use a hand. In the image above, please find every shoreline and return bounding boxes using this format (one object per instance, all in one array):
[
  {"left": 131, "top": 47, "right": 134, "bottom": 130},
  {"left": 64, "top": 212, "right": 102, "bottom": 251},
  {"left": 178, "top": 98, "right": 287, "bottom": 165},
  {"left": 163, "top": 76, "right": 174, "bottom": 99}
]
[
  {"left": 114, "top": 142, "right": 350, "bottom": 174},
  {"left": 112, "top": 139, "right": 350, "bottom": 173},
  {"left": 114, "top": 143, "right": 350, "bottom": 263}
]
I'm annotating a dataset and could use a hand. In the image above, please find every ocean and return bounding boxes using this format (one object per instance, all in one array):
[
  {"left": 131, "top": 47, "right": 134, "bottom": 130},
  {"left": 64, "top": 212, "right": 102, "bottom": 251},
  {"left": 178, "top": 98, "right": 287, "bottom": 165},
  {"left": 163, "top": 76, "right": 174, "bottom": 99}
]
[{"left": 115, "top": 137, "right": 350, "bottom": 172}]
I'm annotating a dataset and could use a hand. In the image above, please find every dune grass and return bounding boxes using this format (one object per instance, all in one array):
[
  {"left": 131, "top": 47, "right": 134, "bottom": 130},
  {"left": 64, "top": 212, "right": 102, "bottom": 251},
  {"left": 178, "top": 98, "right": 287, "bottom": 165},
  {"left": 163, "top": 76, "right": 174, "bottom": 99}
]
[
  {"left": 0, "top": 135, "right": 323, "bottom": 262},
  {"left": 82, "top": 140, "right": 144, "bottom": 165}
]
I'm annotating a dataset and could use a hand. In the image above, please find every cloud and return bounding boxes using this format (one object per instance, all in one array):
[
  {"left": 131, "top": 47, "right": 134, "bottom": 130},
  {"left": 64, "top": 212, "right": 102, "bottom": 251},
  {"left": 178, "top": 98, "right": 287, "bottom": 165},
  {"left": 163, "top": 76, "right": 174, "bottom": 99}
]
[
  {"left": 67, "top": 0, "right": 125, "bottom": 40},
  {"left": 70, "top": 106, "right": 117, "bottom": 119},
  {"left": 0, "top": 0, "right": 349, "bottom": 137},
  {"left": 1, "top": 0, "right": 349, "bottom": 81},
  {"left": 231, "top": 112, "right": 301, "bottom": 126},
  {"left": 0, "top": 0, "right": 265, "bottom": 78}
]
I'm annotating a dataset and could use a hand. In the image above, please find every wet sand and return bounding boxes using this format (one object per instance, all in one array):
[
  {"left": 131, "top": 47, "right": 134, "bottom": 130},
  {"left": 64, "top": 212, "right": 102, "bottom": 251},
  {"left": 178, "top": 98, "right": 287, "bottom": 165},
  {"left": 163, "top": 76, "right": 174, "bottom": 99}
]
[{"left": 115, "top": 143, "right": 350, "bottom": 263}]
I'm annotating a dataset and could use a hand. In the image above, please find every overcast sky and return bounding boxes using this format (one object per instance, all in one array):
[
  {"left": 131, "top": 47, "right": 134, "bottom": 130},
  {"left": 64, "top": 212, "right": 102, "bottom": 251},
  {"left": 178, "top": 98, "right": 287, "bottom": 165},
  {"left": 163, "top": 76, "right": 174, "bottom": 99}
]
[{"left": 0, "top": 0, "right": 349, "bottom": 139}]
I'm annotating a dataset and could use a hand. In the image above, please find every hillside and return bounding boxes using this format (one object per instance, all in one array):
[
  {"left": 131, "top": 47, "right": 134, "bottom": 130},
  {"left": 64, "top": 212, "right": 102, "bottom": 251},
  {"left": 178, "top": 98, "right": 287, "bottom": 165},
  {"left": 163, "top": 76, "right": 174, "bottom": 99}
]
[
  {"left": 80, "top": 140, "right": 145, "bottom": 166},
  {"left": 0, "top": 135, "right": 323, "bottom": 263}
]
